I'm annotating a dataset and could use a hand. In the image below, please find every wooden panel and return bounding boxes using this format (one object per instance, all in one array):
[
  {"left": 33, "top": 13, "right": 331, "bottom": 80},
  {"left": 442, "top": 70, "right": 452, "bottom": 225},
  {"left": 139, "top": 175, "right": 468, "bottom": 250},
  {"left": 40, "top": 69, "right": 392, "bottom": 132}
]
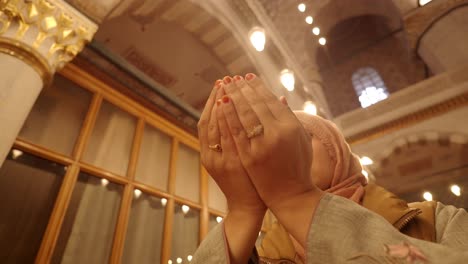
[
  {"left": 109, "top": 184, "right": 134, "bottom": 263},
  {"left": 161, "top": 139, "right": 179, "bottom": 263},
  {"left": 35, "top": 163, "right": 80, "bottom": 263}
]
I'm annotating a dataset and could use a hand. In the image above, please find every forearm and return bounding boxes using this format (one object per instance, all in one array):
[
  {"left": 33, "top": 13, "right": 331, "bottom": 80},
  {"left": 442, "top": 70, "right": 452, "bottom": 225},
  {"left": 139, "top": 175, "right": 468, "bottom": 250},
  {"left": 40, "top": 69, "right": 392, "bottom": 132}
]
[{"left": 224, "top": 209, "right": 266, "bottom": 264}]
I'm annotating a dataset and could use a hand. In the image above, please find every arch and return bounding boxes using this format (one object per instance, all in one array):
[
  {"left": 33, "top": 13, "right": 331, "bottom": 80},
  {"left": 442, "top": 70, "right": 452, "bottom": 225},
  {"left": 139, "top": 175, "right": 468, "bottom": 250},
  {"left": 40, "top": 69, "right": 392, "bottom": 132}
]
[
  {"left": 417, "top": 4, "right": 468, "bottom": 73},
  {"left": 96, "top": 0, "right": 257, "bottom": 110},
  {"left": 379, "top": 131, "right": 468, "bottom": 162},
  {"left": 307, "top": 0, "right": 402, "bottom": 67},
  {"left": 351, "top": 67, "right": 389, "bottom": 108}
]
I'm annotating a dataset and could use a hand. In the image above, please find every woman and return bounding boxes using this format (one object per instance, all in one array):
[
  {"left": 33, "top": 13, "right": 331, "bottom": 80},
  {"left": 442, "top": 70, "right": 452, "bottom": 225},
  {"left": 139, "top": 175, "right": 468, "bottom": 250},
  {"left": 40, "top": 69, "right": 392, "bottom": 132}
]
[{"left": 193, "top": 74, "right": 468, "bottom": 264}]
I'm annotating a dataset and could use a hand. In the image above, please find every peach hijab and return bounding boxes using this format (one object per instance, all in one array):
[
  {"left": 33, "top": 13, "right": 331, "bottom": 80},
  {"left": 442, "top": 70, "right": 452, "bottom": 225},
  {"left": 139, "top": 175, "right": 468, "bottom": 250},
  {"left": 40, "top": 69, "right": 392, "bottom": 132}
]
[{"left": 294, "top": 111, "right": 367, "bottom": 203}]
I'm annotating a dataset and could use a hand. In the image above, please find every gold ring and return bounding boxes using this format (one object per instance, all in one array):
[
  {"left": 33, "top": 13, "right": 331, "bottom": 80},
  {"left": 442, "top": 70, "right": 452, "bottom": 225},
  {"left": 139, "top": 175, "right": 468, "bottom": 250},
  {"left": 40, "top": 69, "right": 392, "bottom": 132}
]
[
  {"left": 247, "top": 124, "right": 264, "bottom": 139},
  {"left": 208, "top": 144, "right": 222, "bottom": 152}
]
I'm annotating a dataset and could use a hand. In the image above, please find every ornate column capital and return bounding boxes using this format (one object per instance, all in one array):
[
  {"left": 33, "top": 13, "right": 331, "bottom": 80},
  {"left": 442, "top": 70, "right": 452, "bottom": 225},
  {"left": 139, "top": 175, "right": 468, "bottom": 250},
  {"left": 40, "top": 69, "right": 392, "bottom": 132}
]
[{"left": 0, "top": 0, "right": 97, "bottom": 85}]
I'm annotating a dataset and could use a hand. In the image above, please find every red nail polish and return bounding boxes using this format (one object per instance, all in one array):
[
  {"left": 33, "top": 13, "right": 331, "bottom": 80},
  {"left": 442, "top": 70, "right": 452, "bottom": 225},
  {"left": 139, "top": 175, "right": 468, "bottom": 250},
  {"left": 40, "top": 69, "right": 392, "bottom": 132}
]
[
  {"left": 222, "top": 96, "right": 230, "bottom": 103},
  {"left": 245, "top": 73, "right": 256, "bottom": 81},
  {"left": 215, "top": 80, "right": 223, "bottom": 89},
  {"left": 234, "top": 75, "right": 242, "bottom": 81},
  {"left": 223, "top": 76, "right": 232, "bottom": 84}
]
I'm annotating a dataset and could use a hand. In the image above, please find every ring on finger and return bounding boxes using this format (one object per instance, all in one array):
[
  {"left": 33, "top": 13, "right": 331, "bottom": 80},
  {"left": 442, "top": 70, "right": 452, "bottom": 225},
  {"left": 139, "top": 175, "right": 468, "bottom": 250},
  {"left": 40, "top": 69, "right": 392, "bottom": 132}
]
[
  {"left": 247, "top": 124, "right": 264, "bottom": 139},
  {"left": 208, "top": 143, "right": 222, "bottom": 152}
]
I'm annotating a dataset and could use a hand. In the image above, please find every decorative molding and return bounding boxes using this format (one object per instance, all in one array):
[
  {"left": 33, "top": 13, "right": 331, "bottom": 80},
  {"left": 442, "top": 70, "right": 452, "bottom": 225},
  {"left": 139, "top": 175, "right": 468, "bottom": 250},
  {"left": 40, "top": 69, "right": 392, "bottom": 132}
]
[
  {"left": 404, "top": 0, "right": 468, "bottom": 50},
  {"left": 0, "top": 0, "right": 97, "bottom": 84},
  {"left": 346, "top": 92, "right": 468, "bottom": 145}
]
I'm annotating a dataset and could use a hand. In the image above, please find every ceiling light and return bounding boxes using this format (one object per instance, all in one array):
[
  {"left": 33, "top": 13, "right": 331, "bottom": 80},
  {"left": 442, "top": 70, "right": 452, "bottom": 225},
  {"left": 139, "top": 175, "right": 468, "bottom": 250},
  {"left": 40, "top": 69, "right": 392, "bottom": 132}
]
[
  {"left": 419, "top": 0, "right": 432, "bottom": 6},
  {"left": 168, "top": 260, "right": 172, "bottom": 264},
  {"left": 305, "top": 16, "right": 313, "bottom": 24},
  {"left": 318, "top": 37, "right": 326, "bottom": 45},
  {"left": 182, "top": 205, "right": 190, "bottom": 214},
  {"left": 176, "top": 258, "right": 182, "bottom": 264},
  {"left": 423, "top": 191, "right": 433, "bottom": 201},
  {"left": 450, "top": 185, "right": 461, "bottom": 196},
  {"left": 360, "top": 156, "right": 373, "bottom": 165},
  {"left": 361, "top": 170, "right": 369, "bottom": 180},
  {"left": 298, "top": 3, "right": 306, "bottom": 12},
  {"left": 312, "top": 27, "right": 320, "bottom": 35},
  {"left": 216, "top": 216, "right": 223, "bottom": 223},
  {"left": 161, "top": 198, "right": 168, "bottom": 207},
  {"left": 12, "top": 149, "right": 23, "bottom": 159},
  {"left": 187, "top": 255, "right": 193, "bottom": 262},
  {"left": 249, "top": 27, "right": 266, "bottom": 52},
  {"left": 303, "top": 101, "right": 317, "bottom": 115},
  {"left": 134, "top": 189, "right": 142, "bottom": 198},
  {"left": 100, "top": 178, "right": 109, "bottom": 186},
  {"left": 280, "top": 69, "right": 295, "bottom": 91}
]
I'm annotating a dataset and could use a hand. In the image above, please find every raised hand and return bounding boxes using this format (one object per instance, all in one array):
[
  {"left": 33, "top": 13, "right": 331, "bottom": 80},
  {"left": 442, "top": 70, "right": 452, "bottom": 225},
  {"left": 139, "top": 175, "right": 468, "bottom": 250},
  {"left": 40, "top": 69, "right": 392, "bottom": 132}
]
[
  {"left": 198, "top": 80, "right": 266, "bottom": 213},
  {"left": 218, "top": 74, "right": 324, "bottom": 247},
  {"left": 197, "top": 80, "right": 266, "bottom": 264}
]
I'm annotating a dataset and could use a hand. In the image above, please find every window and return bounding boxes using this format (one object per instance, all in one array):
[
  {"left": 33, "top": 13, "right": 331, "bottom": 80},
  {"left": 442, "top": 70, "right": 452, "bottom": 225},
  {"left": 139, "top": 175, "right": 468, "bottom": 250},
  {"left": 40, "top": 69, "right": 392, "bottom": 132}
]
[{"left": 352, "top": 67, "right": 389, "bottom": 108}]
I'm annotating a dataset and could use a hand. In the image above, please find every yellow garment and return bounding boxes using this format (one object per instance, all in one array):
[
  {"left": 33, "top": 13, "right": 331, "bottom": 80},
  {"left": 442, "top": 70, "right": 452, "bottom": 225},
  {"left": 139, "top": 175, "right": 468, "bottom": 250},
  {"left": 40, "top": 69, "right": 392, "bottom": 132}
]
[{"left": 256, "top": 183, "right": 436, "bottom": 263}]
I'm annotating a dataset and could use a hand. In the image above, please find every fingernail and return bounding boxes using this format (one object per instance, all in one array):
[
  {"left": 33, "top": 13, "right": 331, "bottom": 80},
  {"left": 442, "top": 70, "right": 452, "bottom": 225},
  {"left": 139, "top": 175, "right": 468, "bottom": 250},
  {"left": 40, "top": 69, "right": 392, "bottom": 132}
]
[
  {"left": 215, "top": 79, "right": 222, "bottom": 88},
  {"left": 223, "top": 76, "right": 232, "bottom": 84},
  {"left": 216, "top": 99, "right": 221, "bottom": 106},
  {"left": 245, "top": 73, "right": 256, "bottom": 81},
  {"left": 234, "top": 75, "right": 243, "bottom": 81},
  {"left": 222, "top": 95, "right": 230, "bottom": 103}
]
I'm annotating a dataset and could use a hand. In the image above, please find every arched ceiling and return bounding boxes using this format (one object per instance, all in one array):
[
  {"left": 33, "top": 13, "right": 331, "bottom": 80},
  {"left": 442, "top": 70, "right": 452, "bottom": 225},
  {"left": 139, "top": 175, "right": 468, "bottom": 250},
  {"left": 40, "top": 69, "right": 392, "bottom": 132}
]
[
  {"left": 94, "top": 0, "right": 256, "bottom": 110},
  {"left": 258, "top": 0, "right": 410, "bottom": 73}
]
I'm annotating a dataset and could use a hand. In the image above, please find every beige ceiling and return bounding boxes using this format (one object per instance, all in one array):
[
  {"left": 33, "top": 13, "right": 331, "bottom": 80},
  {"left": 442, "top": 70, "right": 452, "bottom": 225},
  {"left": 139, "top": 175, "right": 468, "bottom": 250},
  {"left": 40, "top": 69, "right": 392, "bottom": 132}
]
[
  {"left": 95, "top": 0, "right": 256, "bottom": 109},
  {"left": 257, "top": 0, "right": 417, "bottom": 74}
]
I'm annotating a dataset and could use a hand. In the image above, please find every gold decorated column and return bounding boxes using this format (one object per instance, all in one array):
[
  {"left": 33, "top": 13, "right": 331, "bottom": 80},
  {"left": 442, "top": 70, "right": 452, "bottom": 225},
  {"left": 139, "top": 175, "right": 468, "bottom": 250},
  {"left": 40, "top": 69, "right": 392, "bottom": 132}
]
[{"left": 0, "top": 0, "right": 97, "bottom": 164}]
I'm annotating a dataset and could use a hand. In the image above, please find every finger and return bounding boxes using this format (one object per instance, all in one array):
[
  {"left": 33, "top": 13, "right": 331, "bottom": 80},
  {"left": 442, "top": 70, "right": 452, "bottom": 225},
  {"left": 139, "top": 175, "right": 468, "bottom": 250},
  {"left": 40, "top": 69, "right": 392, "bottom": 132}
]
[
  {"left": 219, "top": 94, "right": 252, "bottom": 157},
  {"left": 223, "top": 75, "right": 275, "bottom": 126},
  {"left": 244, "top": 73, "right": 294, "bottom": 121},
  {"left": 207, "top": 85, "right": 224, "bottom": 148},
  {"left": 198, "top": 80, "right": 222, "bottom": 153},
  {"left": 279, "top": 96, "right": 288, "bottom": 106},
  {"left": 217, "top": 97, "right": 238, "bottom": 157}
]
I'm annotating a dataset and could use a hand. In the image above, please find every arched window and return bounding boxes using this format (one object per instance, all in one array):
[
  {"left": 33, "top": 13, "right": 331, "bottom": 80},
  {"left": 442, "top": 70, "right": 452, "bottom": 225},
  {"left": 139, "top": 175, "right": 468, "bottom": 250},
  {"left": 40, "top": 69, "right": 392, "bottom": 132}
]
[{"left": 352, "top": 67, "right": 389, "bottom": 108}]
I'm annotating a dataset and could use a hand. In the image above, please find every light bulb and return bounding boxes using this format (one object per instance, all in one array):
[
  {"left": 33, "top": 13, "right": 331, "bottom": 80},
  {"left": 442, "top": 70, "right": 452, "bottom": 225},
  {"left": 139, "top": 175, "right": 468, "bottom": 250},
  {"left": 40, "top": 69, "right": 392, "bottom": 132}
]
[
  {"left": 134, "top": 189, "right": 142, "bottom": 198},
  {"left": 187, "top": 255, "right": 193, "bottom": 262},
  {"left": 419, "top": 0, "right": 432, "bottom": 6},
  {"left": 305, "top": 16, "right": 313, "bottom": 24},
  {"left": 280, "top": 69, "right": 295, "bottom": 91},
  {"left": 176, "top": 257, "right": 182, "bottom": 264},
  {"left": 182, "top": 205, "right": 190, "bottom": 214},
  {"left": 303, "top": 101, "right": 317, "bottom": 115},
  {"left": 423, "top": 191, "right": 433, "bottom": 201},
  {"left": 161, "top": 198, "right": 168, "bottom": 207},
  {"left": 249, "top": 27, "right": 266, "bottom": 52},
  {"left": 12, "top": 149, "right": 23, "bottom": 159},
  {"left": 360, "top": 156, "right": 373, "bottom": 166},
  {"left": 312, "top": 27, "right": 320, "bottom": 35},
  {"left": 168, "top": 260, "right": 172, "bottom": 264},
  {"left": 450, "top": 185, "right": 461, "bottom": 196},
  {"left": 100, "top": 178, "right": 109, "bottom": 186},
  {"left": 318, "top": 37, "right": 326, "bottom": 45},
  {"left": 216, "top": 216, "right": 223, "bottom": 223},
  {"left": 298, "top": 3, "right": 306, "bottom": 12},
  {"left": 361, "top": 170, "right": 369, "bottom": 180}
]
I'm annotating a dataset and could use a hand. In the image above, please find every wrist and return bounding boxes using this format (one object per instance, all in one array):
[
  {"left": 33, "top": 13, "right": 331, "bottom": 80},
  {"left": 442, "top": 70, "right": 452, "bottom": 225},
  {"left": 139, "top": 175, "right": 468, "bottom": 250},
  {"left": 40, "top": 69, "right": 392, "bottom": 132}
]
[
  {"left": 227, "top": 207, "right": 267, "bottom": 223},
  {"left": 270, "top": 189, "right": 324, "bottom": 247},
  {"left": 223, "top": 208, "right": 266, "bottom": 264}
]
